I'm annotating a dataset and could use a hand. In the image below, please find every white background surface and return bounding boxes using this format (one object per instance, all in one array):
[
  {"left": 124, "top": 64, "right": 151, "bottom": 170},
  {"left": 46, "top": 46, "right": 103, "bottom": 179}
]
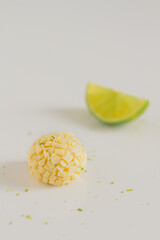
[{"left": 0, "top": 1, "right": 160, "bottom": 239}]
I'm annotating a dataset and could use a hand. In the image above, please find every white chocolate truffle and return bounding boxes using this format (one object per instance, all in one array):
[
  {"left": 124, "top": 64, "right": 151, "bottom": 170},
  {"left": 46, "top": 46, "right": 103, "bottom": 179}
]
[{"left": 28, "top": 132, "right": 87, "bottom": 186}]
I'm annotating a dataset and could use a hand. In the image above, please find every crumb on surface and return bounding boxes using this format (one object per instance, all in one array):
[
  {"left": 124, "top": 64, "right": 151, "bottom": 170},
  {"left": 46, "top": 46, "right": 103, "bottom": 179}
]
[
  {"left": 77, "top": 208, "right": 83, "bottom": 211},
  {"left": 126, "top": 189, "right": 133, "bottom": 192},
  {"left": 16, "top": 193, "right": 20, "bottom": 196},
  {"left": 110, "top": 181, "right": 114, "bottom": 184},
  {"left": 22, "top": 214, "right": 32, "bottom": 219},
  {"left": 25, "top": 189, "right": 28, "bottom": 192}
]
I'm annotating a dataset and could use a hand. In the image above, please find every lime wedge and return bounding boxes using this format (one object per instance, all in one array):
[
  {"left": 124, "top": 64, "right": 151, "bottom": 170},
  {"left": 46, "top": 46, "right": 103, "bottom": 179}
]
[{"left": 86, "top": 83, "right": 149, "bottom": 125}]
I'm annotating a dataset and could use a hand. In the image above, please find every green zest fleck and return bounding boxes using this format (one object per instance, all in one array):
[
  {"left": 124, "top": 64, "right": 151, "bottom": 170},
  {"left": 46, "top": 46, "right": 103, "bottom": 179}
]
[
  {"left": 110, "top": 181, "right": 114, "bottom": 184},
  {"left": 22, "top": 214, "right": 32, "bottom": 219},
  {"left": 44, "top": 221, "right": 48, "bottom": 225},
  {"left": 126, "top": 189, "right": 133, "bottom": 192},
  {"left": 25, "top": 189, "right": 28, "bottom": 192},
  {"left": 115, "top": 198, "right": 119, "bottom": 201},
  {"left": 146, "top": 203, "right": 151, "bottom": 206},
  {"left": 97, "top": 180, "right": 101, "bottom": 183},
  {"left": 81, "top": 168, "right": 84, "bottom": 171},
  {"left": 52, "top": 136, "right": 55, "bottom": 139},
  {"left": 9, "top": 222, "right": 13, "bottom": 225},
  {"left": 87, "top": 157, "right": 92, "bottom": 161},
  {"left": 39, "top": 143, "right": 44, "bottom": 145},
  {"left": 94, "top": 196, "right": 99, "bottom": 198},
  {"left": 77, "top": 208, "right": 83, "bottom": 212},
  {"left": 121, "top": 191, "right": 124, "bottom": 194},
  {"left": 6, "top": 190, "right": 9, "bottom": 192},
  {"left": 64, "top": 201, "right": 67, "bottom": 203},
  {"left": 84, "top": 170, "right": 87, "bottom": 173},
  {"left": 16, "top": 193, "right": 20, "bottom": 196}
]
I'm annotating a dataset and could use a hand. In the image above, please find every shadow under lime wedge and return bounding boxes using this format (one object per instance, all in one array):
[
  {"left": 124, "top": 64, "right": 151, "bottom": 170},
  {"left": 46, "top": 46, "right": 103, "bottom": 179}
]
[{"left": 86, "top": 83, "right": 149, "bottom": 125}]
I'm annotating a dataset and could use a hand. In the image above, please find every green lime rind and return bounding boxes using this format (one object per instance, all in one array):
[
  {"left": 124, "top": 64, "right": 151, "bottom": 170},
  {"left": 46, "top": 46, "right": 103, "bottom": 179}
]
[{"left": 86, "top": 83, "right": 149, "bottom": 125}]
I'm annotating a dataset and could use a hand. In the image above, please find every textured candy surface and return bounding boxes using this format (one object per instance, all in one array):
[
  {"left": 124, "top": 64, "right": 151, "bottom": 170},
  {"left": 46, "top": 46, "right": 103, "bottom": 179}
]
[{"left": 28, "top": 132, "right": 87, "bottom": 185}]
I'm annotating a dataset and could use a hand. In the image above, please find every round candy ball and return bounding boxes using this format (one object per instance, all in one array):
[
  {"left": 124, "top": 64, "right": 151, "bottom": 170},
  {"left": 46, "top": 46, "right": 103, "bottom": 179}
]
[{"left": 28, "top": 132, "right": 87, "bottom": 186}]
